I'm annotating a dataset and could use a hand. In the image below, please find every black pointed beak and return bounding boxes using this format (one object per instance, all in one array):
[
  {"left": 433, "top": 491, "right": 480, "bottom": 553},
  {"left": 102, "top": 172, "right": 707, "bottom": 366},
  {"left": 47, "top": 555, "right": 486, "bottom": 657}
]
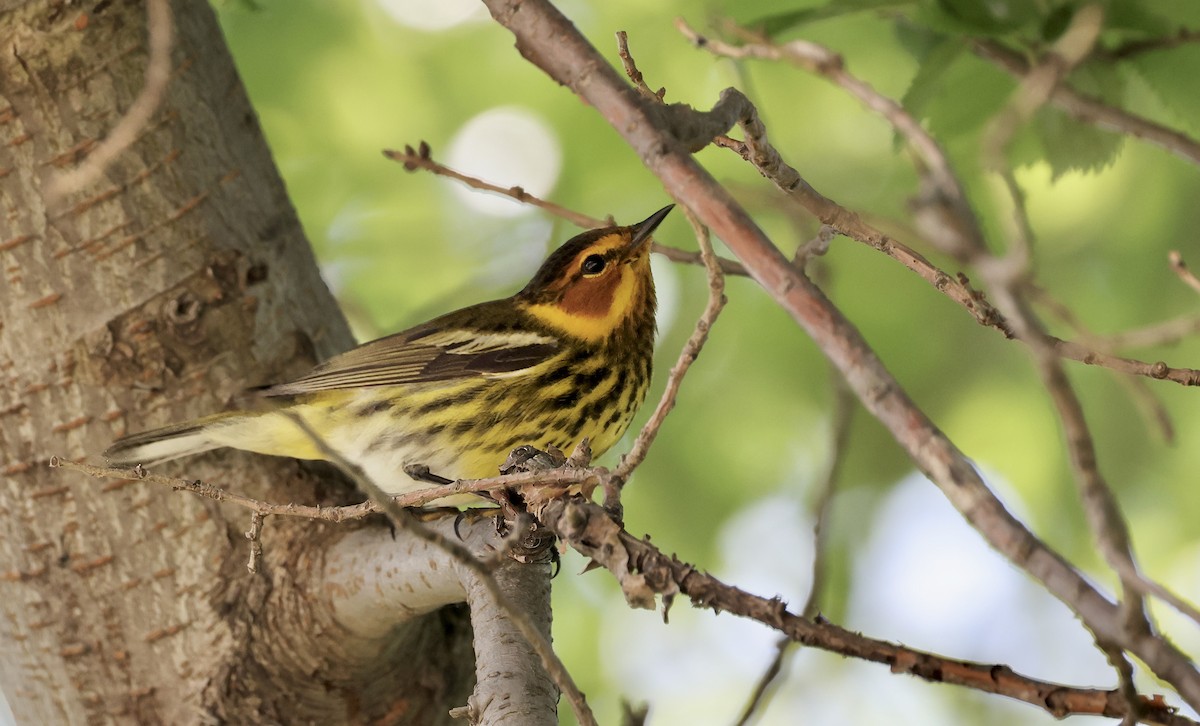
[{"left": 629, "top": 204, "right": 674, "bottom": 249}]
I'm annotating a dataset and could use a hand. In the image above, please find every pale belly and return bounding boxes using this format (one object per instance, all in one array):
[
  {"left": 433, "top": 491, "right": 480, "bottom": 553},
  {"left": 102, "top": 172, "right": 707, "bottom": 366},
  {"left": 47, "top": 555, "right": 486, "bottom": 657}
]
[{"left": 209, "top": 360, "right": 648, "bottom": 500}]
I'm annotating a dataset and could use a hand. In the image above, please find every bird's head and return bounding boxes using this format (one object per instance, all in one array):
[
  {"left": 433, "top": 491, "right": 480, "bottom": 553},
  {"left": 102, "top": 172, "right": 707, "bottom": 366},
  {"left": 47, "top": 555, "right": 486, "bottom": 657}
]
[{"left": 518, "top": 205, "right": 672, "bottom": 343}]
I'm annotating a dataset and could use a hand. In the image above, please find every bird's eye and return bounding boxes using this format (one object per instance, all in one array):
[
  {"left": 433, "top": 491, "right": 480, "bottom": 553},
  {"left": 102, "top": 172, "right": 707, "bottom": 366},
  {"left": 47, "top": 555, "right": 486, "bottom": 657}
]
[{"left": 581, "top": 254, "right": 606, "bottom": 276}]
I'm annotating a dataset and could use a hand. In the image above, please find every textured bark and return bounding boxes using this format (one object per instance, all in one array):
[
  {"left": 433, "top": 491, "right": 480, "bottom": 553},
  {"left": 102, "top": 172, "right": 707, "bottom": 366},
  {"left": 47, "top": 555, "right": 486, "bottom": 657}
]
[
  {"left": 461, "top": 553, "right": 557, "bottom": 726},
  {"left": 0, "top": 0, "right": 476, "bottom": 721}
]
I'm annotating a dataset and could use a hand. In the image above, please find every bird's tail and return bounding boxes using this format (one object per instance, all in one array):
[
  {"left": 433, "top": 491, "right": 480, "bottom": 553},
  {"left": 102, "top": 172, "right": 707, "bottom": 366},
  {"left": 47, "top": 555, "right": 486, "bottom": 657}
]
[{"left": 103, "top": 411, "right": 252, "bottom": 466}]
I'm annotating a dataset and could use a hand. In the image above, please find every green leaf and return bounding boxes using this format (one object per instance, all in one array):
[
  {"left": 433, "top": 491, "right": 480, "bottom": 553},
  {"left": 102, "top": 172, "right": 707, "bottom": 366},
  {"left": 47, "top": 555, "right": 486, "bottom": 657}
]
[
  {"left": 911, "top": 52, "right": 1016, "bottom": 140},
  {"left": 1128, "top": 45, "right": 1200, "bottom": 137},
  {"left": 1023, "top": 61, "right": 1126, "bottom": 178},
  {"left": 1103, "top": 0, "right": 1181, "bottom": 35},
  {"left": 1030, "top": 107, "right": 1125, "bottom": 179},
  {"left": 900, "top": 38, "right": 967, "bottom": 120},
  {"left": 892, "top": 16, "right": 947, "bottom": 61},
  {"left": 748, "top": 0, "right": 917, "bottom": 37},
  {"left": 1039, "top": 3, "right": 1075, "bottom": 42},
  {"left": 1040, "top": 1, "right": 1171, "bottom": 43},
  {"left": 912, "top": 0, "right": 1042, "bottom": 37},
  {"left": 1072, "top": 58, "right": 1126, "bottom": 105}
]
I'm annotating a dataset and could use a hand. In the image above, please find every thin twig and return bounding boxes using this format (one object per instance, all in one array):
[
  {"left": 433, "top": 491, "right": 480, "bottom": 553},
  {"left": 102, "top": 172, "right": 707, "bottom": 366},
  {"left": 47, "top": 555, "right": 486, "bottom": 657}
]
[
  {"left": 734, "top": 375, "right": 856, "bottom": 726},
  {"left": 45, "top": 0, "right": 174, "bottom": 205},
  {"left": 1119, "top": 574, "right": 1200, "bottom": 631},
  {"left": 534, "top": 495, "right": 1193, "bottom": 726},
  {"left": 974, "top": 39, "right": 1200, "bottom": 167},
  {"left": 1095, "top": 314, "right": 1200, "bottom": 351},
  {"left": 677, "top": 18, "right": 1007, "bottom": 323},
  {"left": 386, "top": 142, "right": 600, "bottom": 227},
  {"left": 1102, "top": 29, "right": 1200, "bottom": 61},
  {"left": 1050, "top": 339, "right": 1200, "bottom": 386},
  {"left": 52, "top": 457, "right": 602, "bottom": 519},
  {"left": 245, "top": 512, "right": 265, "bottom": 574},
  {"left": 616, "top": 30, "right": 664, "bottom": 101},
  {"left": 720, "top": 18, "right": 987, "bottom": 258},
  {"left": 1104, "top": 644, "right": 1146, "bottom": 726},
  {"left": 596, "top": 46, "right": 731, "bottom": 495},
  {"left": 793, "top": 225, "right": 836, "bottom": 268},
  {"left": 734, "top": 637, "right": 788, "bottom": 726},
  {"left": 615, "top": 209, "right": 727, "bottom": 483},
  {"left": 383, "top": 143, "right": 749, "bottom": 276},
  {"left": 1031, "top": 287, "right": 1177, "bottom": 442},
  {"left": 974, "top": 7, "right": 1160, "bottom": 672},
  {"left": 480, "top": 0, "right": 1200, "bottom": 707},
  {"left": 1169, "top": 252, "right": 1200, "bottom": 295},
  {"left": 801, "top": 377, "right": 855, "bottom": 620},
  {"left": 678, "top": 19, "right": 1200, "bottom": 389}
]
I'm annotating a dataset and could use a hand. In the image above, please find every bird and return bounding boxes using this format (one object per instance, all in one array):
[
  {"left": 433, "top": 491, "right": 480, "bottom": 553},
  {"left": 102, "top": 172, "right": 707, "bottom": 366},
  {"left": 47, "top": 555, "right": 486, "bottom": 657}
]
[{"left": 104, "top": 205, "right": 672, "bottom": 498}]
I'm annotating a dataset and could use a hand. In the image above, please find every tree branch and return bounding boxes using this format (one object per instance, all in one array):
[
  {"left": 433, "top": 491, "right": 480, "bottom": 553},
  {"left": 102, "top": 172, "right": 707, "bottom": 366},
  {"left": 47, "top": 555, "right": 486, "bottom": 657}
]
[
  {"left": 676, "top": 18, "right": 1200, "bottom": 389},
  {"left": 613, "top": 208, "right": 727, "bottom": 488},
  {"left": 974, "top": 39, "right": 1200, "bottom": 167},
  {"left": 478, "top": 0, "right": 1200, "bottom": 709},
  {"left": 734, "top": 374, "right": 856, "bottom": 726},
  {"left": 1102, "top": 29, "right": 1200, "bottom": 61},
  {"left": 1169, "top": 252, "right": 1200, "bottom": 295},
  {"left": 383, "top": 143, "right": 749, "bottom": 277},
  {"left": 533, "top": 494, "right": 1193, "bottom": 726},
  {"left": 53, "top": 457, "right": 602, "bottom": 518},
  {"left": 969, "top": 8, "right": 1162, "bottom": 694}
]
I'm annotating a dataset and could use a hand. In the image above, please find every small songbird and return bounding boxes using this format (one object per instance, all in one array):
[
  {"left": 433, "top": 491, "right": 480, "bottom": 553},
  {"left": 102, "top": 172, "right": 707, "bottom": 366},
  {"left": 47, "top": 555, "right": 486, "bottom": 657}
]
[{"left": 104, "top": 206, "right": 672, "bottom": 496}]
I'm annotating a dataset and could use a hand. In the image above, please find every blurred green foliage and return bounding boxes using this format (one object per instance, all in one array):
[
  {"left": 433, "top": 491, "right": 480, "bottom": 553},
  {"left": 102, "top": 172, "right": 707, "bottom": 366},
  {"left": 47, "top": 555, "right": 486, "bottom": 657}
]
[{"left": 215, "top": 0, "right": 1200, "bottom": 723}]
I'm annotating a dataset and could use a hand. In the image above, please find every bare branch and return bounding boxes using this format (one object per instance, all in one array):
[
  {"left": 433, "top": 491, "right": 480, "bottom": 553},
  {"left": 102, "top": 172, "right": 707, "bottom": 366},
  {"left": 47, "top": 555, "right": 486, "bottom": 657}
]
[
  {"left": 694, "top": 18, "right": 988, "bottom": 257},
  {"left": 1169, "top": 252, "right": 1200, "bottom": 295},
  {"left": 478, "top": 0, "right": 1200, "bottom": 707},
  {"left": 801, "top": 377, "right": 856, "bottom": 620},
  {"left": 973, "top": 5, "right": 1160, "bottom": 660},
  {"left": 1102, "top": 29, "right": 1200, "bottom": 61},
  {"left": 692, "top": 20, "right": 1200, "bottom": 637},
  {"left": 244, "top": 511, "right": 265, "bottom": 574},
  {"left": 677, "top": 19, "right": 1200, "bottom": 389},
  {"left": 1033, "top": 289, "right": 1177, "bottom": 442},
  {"left": 383, "top": 143, "right": 749, "bottom": 276},
  {"left": 734, "top": 637, "right": 788, "bottom": 726},
  {"left": 534, "top": 495, "right": 1194, "bottom": 726},
  {"left": 616, "top": 30, "right": 664, "bottom": 101},
  {"left": 56, "top": 450, "right": 1195, "bottom": 722},
  {"left": 54, "top": 457, "right": 603, "bottom": 517},
  {"left": 1050, "top": 339, "right": 1200, "bottom": 386},
  {"left": 974, "top": 39, "right": 1200, "bottom": 167},
  {"left": 734, "top": 375, "right": 856, "bottom": 726},
  {"left": 615, "top": 209, "right": 727, "bottom": 484},
  {"left": 676, "top": 18, "right": 1009, "bottom": 322}
]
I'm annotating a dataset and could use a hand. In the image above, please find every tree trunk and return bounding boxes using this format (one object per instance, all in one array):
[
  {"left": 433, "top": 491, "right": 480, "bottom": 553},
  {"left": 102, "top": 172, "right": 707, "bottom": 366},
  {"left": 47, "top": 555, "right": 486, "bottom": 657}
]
[{"left": 0, "top": 0, "right": 483, "bottom": 721}]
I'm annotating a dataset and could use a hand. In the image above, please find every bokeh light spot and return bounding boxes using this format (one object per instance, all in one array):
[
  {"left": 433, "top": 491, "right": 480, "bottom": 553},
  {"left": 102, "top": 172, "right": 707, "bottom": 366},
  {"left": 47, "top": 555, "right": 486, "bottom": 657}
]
[
  {"left": 445, "top": 107, "right": 562, "bottom": 218},
  {"left": 374, "top": 0, "right": 485, "bottom": 31}
]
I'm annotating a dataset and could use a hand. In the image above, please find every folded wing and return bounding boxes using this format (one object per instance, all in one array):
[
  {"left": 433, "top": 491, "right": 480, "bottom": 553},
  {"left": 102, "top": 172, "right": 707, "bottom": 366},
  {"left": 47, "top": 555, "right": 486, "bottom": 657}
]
[{"left": 263, "top": 308, "right": 560, "bottom": 396}]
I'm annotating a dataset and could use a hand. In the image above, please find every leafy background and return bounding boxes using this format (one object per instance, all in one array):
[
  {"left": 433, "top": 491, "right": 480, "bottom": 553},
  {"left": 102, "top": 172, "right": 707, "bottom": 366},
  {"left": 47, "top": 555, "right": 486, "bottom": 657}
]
[{"left": 212, "top": 0, "right": 1200, "bottom": 723}]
